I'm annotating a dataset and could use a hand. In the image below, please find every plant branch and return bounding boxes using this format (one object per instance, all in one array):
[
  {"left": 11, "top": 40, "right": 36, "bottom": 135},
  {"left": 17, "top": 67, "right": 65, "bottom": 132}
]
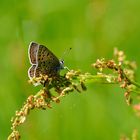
[{"left": 7, "top": 48, "right": 140, "bottom": 140}]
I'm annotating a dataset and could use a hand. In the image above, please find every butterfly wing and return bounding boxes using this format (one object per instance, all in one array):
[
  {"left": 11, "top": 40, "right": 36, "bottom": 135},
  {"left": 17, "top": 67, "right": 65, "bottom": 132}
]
[
  {"left": 28, "top": 42, "right": 39, "bottom": 64},
  {"left": 28, "top": 42, "right": 61, "bottom": 79},
  {"left": 28, "top": 64, "right": 48, "bottom": 80},
  {"left": 28, "top": 65, "right": 36, "bottom": 79},
  {"left": 35, "top": 44, "right": 60, "bottom": 77},
  {"left": 37, "top": 45, "right": 59, "bottom": 64}
]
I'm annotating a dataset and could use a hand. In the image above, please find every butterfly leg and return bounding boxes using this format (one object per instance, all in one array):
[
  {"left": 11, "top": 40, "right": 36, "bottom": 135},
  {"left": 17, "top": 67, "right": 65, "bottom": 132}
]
[{"left": 64, "top": 66, "right": 70, "bottom": 71}]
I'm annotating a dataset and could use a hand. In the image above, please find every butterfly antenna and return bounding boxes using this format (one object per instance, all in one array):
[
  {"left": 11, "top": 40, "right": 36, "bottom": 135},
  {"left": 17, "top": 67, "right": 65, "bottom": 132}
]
[{"left": 61, "top": 47, "right": 72, "bottom": 60}]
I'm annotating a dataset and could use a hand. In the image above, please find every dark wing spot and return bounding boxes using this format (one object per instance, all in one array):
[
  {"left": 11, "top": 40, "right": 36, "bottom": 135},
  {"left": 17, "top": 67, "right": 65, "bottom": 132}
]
[{"left": 43, "top": 62, "right": 46, "bottom": 66}]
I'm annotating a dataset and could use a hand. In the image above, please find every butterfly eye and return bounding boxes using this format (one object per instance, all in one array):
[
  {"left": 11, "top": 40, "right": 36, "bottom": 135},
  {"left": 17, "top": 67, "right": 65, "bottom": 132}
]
[{"left": 60, "top": 60, "right": 64, "bottom": 64}]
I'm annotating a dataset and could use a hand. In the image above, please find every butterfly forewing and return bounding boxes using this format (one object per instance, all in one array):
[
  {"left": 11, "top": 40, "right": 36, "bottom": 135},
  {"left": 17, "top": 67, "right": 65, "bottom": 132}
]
[
  {"left": 28, "top": 42, "right": 39, "bottom": 64},
  {"left": 36, "top": 45, "right": 60, "bottom": 76},
  {"left": 37, "top": 45, "right": 60, "bottom": 64}
]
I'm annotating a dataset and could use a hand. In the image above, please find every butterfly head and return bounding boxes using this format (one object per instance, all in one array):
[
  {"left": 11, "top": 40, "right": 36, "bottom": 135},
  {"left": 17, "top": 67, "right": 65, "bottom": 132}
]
[{"left": 59, "top": 59, "right": 65, "bottom": 69}]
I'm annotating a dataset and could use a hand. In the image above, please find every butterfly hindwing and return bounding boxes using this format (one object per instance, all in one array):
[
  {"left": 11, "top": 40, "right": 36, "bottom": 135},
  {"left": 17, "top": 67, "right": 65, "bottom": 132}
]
[
  {"left": 36, "top": 61, "right": 58, "bottom": 77},
  {"left": 28, "top": 65, "right": 36, "bottom": 79}
]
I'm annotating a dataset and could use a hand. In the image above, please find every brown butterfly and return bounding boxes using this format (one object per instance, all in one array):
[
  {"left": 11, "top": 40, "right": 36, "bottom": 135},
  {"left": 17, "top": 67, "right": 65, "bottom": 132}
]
[{"left": 28, "top": 42, "right": 65, "bottom": 80}]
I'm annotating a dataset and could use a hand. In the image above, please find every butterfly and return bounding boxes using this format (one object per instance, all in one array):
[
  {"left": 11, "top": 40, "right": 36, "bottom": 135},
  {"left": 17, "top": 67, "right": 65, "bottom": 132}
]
[{"left": 28, "top": 42, "right": 65, "bottom": 80}]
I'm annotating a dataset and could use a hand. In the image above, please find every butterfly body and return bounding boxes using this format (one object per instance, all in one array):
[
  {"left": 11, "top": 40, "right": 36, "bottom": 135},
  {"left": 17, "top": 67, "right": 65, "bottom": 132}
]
[{"left": 28, "top": 42, "right": 64, "bottom": 80}]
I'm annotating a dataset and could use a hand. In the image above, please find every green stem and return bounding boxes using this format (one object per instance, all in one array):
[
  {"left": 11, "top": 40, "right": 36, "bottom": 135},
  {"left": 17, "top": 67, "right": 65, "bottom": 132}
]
[
  {"left": 130, "top": 80, "right": 140, "bottom": 89},
  {"left": 130, "top": 89, "right": 140, "bottom": 95},
  {"left": 81, "top": 74, "right": 118, "bottom": 84}
]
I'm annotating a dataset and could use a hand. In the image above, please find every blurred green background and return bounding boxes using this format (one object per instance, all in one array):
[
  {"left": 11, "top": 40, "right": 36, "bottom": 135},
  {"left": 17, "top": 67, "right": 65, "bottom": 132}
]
[{"left": 1, "top": 0, "right": 140, "bottom": 139}]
